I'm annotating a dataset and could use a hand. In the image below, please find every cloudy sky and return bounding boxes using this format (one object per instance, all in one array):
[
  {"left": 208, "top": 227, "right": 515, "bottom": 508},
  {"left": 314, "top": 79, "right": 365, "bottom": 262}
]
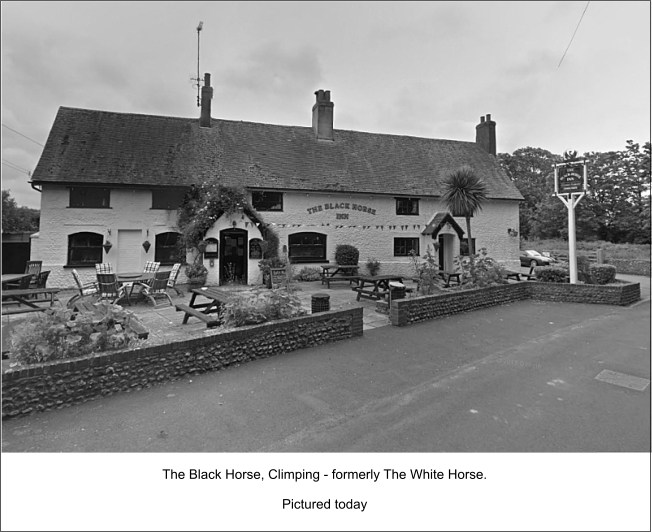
[{"left": 2, "top": 1, "right": 650, "bottom": 209}]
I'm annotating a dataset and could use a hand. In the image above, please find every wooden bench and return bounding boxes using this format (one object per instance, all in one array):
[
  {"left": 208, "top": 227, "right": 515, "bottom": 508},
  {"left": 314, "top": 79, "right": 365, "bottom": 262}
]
[
  {"left": 175, "top": 303, "right": 221, "bottom": 328},
  {"left": 352, "top": 287, "right": 388, "bottom": 301},
  {"left": 324, "top": 275, "right": 359, "bottom": 289},
  {"left": 504, "top": 270, "right": 523, "bottom": 281}
]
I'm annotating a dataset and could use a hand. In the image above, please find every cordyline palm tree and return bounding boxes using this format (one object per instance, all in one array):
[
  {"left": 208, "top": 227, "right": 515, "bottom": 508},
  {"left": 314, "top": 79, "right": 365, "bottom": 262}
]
[{"left": 441, "top": 165, "right": 488, "bottom": 262}]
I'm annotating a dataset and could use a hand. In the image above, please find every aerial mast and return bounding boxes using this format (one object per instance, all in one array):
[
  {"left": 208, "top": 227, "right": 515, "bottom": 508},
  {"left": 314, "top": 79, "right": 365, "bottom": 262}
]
[{"left": 193, "top": 21, "right": 204, "bottom": 107}]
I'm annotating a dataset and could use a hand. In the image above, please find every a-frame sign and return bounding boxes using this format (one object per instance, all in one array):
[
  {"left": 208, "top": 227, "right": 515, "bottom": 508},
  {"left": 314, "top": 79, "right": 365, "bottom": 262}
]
[{"left": 554, "top": 161, "right": 588, "bottom": 284}]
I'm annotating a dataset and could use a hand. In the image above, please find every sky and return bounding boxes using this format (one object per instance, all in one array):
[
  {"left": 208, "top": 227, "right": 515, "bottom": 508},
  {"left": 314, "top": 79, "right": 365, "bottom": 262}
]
[{"left": 2, "top": 1, "right": 650, "bottom": 210}]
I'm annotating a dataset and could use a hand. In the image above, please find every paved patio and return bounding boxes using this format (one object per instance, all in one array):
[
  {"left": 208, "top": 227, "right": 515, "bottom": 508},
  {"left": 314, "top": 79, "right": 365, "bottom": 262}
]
[{"left": 1, "top": 279, "right": 399, "bottom": 356}]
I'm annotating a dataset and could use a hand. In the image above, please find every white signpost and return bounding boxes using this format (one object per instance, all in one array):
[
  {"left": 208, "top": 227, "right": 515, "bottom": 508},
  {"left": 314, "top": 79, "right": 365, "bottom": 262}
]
[{"left": 554, "top": 161, "right": 588, "bottom": 284}]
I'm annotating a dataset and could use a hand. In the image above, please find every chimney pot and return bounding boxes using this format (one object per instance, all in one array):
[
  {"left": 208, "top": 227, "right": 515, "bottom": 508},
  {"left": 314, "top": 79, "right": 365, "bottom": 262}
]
[{"left": 480, "top": 116, "right": 485, "bottom": 123}]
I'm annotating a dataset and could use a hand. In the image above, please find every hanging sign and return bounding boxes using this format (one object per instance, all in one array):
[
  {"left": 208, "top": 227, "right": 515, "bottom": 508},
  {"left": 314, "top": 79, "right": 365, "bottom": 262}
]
[{"left": 555, "top": 161, "right": 587, "bottom": 195}]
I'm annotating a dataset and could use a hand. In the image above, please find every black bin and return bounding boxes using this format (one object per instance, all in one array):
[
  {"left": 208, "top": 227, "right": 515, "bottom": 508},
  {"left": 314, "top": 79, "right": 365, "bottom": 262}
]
[{"left": 311, "top": 293, "right": 331, "bottom": 313}]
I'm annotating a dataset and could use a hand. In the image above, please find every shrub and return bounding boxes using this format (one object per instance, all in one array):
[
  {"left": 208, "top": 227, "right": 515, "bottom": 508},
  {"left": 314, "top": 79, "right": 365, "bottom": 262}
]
[
  {"left": 366, "top": 257, "right": 381, "bottom": 276},
  {"left": 589, "top": 264, "right": 617, "bottom": 285},
  {"left": 185, "top": 262, "right": 208, "bottom": 280},
  {"left": 535, "top": 266, "right": 569, "bottom": 283},
  {"left": 10, "top": 302, "right": 141, "bottom": 365},
  {"left": 335, "top": 244, "right": 359, "bottom": 265},
  {"left": 295, "top": 266, "right": 322, "bottom": 282},
  {"left": 219, "top": 289, "right": 307, "bottom": 327},
  {"left": 409, "top": 247, "right": 444, "bottom": 295},
  {"left": 454, "top": 248, "right": 508, "bottom": 289}
]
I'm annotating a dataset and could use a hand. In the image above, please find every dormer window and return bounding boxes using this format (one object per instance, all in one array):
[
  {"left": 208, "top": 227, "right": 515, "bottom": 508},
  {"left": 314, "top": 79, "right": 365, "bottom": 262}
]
[{"left": 152, "top": 188, "right": 186, "bottom": 210}]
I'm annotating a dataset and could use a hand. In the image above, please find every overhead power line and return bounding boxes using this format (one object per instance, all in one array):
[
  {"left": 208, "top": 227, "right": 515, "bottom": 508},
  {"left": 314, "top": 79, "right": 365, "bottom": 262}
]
[
  {"left": 1, "top": 123, "right": 45, "bottom": 147},
  {"left": 2, "top": 158, "right": 30, "bottom": 173},
  {"left": 558, "top": 1, "right": 591, "bottom": 67},
  {"left": 2, "top": 161, "right": 31, "bottom": 176}
]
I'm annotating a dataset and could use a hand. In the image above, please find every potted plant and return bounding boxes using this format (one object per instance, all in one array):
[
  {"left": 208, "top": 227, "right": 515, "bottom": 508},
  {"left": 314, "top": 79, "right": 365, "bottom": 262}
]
[
  {"left": 103, "top": 240, "right": 113, "bottom": 253},
  {"left": 185, "top": 262, "right": 208, "bottom": 285},
  {"left": 142, "top": 240, "right": 152, "bottom": 253}
]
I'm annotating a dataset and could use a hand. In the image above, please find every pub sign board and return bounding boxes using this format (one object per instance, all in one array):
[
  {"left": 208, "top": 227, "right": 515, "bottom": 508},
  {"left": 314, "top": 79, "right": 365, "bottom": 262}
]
[{"left": 555, "top": 161, "right": 587, "bottom": 195}]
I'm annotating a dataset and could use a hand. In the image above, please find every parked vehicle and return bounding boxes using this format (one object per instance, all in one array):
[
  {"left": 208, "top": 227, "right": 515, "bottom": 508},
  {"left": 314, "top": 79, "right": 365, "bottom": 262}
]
[{"left": 519, "top": 250, "right": 556, "bottom": 267}]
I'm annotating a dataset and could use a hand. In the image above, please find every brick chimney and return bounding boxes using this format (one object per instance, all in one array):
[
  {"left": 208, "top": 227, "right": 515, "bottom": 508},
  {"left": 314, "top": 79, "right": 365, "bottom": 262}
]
[
  {"left": 312, "top": 89, "right": 334, "bottom": 141},
  {"left": 475, "top": 114, "right": 496, "bottom": 156},
  {"left": 199, "top": 73, "right": 213, "bottom": 128}
]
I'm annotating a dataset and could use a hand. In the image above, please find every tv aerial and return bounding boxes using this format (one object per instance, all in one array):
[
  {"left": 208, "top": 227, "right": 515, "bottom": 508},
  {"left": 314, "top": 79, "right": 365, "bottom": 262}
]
[{"left": 191, "top": 21, "right": 204, "bottom": 107}]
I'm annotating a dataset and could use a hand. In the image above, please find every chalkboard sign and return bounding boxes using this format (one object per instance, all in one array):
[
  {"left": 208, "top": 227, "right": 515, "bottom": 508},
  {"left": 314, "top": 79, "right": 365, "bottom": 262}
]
[{"left": 270, "top": 267, "right": 286, "bottom": 288}]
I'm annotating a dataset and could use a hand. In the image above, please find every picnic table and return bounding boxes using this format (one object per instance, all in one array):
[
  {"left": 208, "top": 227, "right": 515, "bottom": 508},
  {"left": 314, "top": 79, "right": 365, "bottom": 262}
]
[
  {"left": 504, "top": 267, "right": 537, "bottom": 282},
  {"left": 1, "top": 273, "right": 34, "bottom": 289},
  {"left": 1, "top": 287, "right": 61, "bottom": 316},
  {"left": 175, "top": 287, "right": 232, "bottom": 328},
  {"left": 352, "top": 275, "right": 404, "bottom": 301},
  {"left": 320, "top": 264, "right": 360, "bottom": 289}
]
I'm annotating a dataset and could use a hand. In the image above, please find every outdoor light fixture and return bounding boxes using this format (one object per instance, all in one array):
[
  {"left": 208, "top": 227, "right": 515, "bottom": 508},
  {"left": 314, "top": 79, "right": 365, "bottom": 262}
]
[
  {"left": 232, "top": 221, "right": 237, "bottom": 228},
  {"left": 507, "top": 228, "right": 518, "bottom": 237}
]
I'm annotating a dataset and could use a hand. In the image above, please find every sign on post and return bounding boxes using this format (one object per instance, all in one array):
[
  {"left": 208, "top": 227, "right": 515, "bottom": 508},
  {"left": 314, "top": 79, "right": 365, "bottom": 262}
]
[{"left": 553, "top": 161, "right": 588, "bottom": 284}]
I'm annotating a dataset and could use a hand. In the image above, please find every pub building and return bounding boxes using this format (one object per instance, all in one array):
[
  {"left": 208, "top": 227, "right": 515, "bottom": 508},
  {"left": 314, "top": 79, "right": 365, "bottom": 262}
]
[{"left": 28, "top": 74, "right": 522, "bottom": 288}]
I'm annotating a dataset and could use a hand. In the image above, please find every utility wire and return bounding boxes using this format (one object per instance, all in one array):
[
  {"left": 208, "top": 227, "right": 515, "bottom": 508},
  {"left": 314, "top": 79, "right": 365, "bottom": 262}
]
[
  {"left": 558, "top": 1, "right": 590, "bottom": 67},
  {"left": 1, "top": 123, "right": 45, "bottom": 147},
  {"left": 2, "top": 161, "right": 31, "bottom": 176},
  {"left": 2, "top": 158, "right": 30, "bottom": 173}
]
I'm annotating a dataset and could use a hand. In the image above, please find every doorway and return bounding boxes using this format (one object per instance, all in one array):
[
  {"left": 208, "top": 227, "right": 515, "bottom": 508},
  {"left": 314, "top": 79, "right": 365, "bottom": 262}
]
[
  {"left": 219, "top": 229, "right": 247, "bottom": 284},
  {"left": 438, "top": 234, "right": 455, "bottom": 271}
]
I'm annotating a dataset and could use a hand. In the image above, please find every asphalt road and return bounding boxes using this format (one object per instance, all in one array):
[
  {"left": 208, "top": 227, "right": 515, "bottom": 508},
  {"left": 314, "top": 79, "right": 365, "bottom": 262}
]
[{"left": 2, "top": 276, "right": 650, "bottom": 452}]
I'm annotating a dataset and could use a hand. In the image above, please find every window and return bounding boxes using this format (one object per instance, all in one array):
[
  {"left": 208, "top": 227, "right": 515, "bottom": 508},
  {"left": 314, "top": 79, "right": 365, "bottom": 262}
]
[
  {"left": 288, "top": 232, "right": 326, "bottom": 263},
  {"left": 68, "top": 232, "right": 104, "bottom": 266},
  {"left": 152, "top": 188, "right": 186, "bottom": 210},
  {"left": 394, "top": 238, "right": 419, "bottom": 257},
  {"left": 451, "top": 209, "right": 473, "bottom": 218},
  {"left": 459, "top": 238, "right": 476, "bottom": 256},
  {"left": 252, "top": 191, "right": 283, "bottom": 211},
  {"left": 249, "top": 238, "right": 263, "bottom": 259},
  {"left": 155, "top": 232, "right": 181, "bottom": 264},
  {"left": 396, "top": 197, "right": 419, "bottom": 215},
  {"left": 69, "top": 187, "right": 110, "bottom": 208}
]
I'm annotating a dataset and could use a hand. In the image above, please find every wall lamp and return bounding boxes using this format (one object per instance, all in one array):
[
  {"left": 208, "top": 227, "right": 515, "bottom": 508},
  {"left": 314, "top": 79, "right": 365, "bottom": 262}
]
[{"left": 507, "top": 228, "right": 518, "bottom": 237}]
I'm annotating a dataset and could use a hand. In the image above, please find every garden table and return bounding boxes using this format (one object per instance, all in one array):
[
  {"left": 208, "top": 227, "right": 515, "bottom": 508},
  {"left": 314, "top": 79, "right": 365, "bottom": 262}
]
[
  {"left": 352, "top": 275, "right": 404, "bottom": 301},
  {"left": 320, "top": 265, "right": 360, "bottom": 289},
  {"left": 175, "top": 287, "right": 232, "bottom": 328},
  {"left": 1, "top": 287, "right": 61, "bottom": 316},
  {"left": 1, "top": 273, "right": 34, "bottom": 289},
  {"left": 437, "top": 270, "right": 462, "bottom": 287},
  {"left": 116, "top": 272, "right": 156, "bottom": 298}
]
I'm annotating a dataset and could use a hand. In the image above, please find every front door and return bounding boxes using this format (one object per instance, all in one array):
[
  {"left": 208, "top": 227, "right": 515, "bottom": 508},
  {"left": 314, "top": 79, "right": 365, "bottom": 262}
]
[{"left": 219, "top": 229, "right": 247, "bottom": 284}]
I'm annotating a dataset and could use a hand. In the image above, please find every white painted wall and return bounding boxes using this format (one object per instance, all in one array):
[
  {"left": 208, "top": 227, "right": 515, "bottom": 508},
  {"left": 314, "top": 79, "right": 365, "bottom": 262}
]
[
  {"left": 33, "top": 185, "right": 519, "bottom": 288},
  {"left": 251, "top": 191, "right": 520, "bottom": 277}
]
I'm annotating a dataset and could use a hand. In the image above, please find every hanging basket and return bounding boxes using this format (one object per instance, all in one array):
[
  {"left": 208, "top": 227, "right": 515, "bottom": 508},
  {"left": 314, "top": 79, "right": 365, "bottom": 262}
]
[
  {"left": 103, "top": 241, "right": 113, "bottom": 253},
  {"left": 142, "top": 240, "right": 151, "bottom": 253}
]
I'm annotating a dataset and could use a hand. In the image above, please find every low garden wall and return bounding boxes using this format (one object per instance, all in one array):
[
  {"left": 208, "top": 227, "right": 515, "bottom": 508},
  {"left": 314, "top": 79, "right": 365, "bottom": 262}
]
[
  {"left": 2, "top": 307, "right": 363, "bottom": 419},
  {"left": 390, "top": 280, "right": 641, "bottom": 327},
  {"left": 605, "top": 259, "right": 651, "bottom": 277}
]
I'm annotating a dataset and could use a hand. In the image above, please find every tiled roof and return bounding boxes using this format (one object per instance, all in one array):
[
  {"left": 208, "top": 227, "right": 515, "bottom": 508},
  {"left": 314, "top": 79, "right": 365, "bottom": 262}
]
[
  {"left": 421, "top": 212, "right": 465, "bottom": 237},
  {"left": 31, "top": 107, "right": 523, "bottom": 200}
]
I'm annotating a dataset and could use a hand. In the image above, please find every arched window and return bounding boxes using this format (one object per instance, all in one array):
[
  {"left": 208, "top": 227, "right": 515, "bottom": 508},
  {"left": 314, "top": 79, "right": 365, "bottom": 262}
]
[
  {"left": 155, "top": 232, "right": 181, "bottom": 264},
  {"left": 288, "top": 232, "right": 326, "bottom": 263},
  {"left": 68, "top": 232, "right": 104, "bottom": 266}
]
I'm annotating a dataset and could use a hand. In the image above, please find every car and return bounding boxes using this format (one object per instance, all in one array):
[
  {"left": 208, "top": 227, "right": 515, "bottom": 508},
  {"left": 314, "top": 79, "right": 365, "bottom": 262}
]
[{"left": 519, "top": 250, "right": 556, "bottom": 268}]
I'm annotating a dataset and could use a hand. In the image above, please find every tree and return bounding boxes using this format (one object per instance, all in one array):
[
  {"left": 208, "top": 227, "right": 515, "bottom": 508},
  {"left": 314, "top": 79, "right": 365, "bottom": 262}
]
[
  {"left": 2, "top": 190, "right": 40, "bottom": 233},
  {"left": 441, "top": 165, "right": 488, "bottom": 260}
]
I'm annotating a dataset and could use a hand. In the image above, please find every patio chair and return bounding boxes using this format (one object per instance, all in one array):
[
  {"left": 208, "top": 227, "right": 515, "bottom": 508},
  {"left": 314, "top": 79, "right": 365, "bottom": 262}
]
[
  {"left": 95, "top": 263, "right": 114, "bottom": 274},
  {"left": 25, "top": 261, "right": 42, "bottom": 276},
  {"left": 4, "top": 273, "right": 33, "bottom": 292},
  {"left": 67, "top": 269, "right": 99, "bottom": 307},
  {"left": 136, "top": 270, "right": 172, "bottom": 307},
  {"left": 143, "top": 261, "right": 160, "bottom": 274},
  {"left": 167, "top": 263, "right": 183, "bottom": 296},
  {"left": 30, "top": 270, "right": 51, "bottom": 290},
  {"left": 96, "top": 273, "right": 129, "bottom": 305}
]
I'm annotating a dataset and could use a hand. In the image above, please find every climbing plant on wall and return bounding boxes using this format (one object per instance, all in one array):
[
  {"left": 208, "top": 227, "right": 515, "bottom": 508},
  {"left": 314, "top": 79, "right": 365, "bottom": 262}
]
[{"left": 176, "top": 183, "right": 280, "bottom": 262}]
